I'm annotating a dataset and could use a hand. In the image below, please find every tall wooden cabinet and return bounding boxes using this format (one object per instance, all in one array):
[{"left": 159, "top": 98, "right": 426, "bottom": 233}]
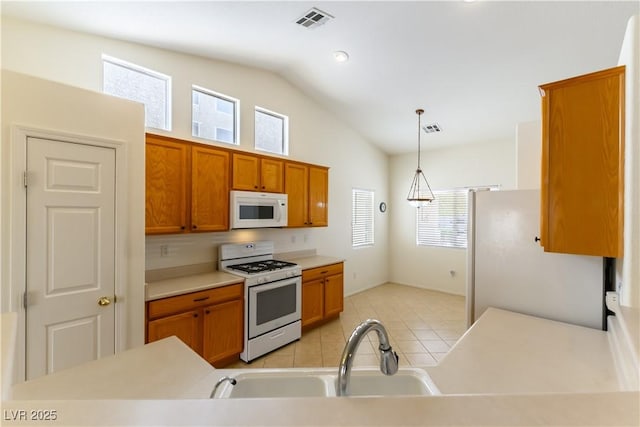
[
  {"left": 285, "top": 162, "right": 329, "bottom": 227},
  {"left": 145, "top": 134, "right": 229, "bottom": 234},
  {"left": 301, "top": 263, "right": 344, "bottom": 330},
  {"left": 145, "top": 137, "right": 190, "bottom": 234},
  {"left": 539, "top": 65, "right": 625, "bottom": 257},
  {"left": 146, "top": 283, "right": 243, "bottom": 367}
]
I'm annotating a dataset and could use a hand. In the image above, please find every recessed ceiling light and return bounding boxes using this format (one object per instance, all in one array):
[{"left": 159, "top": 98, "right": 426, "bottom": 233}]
[{"left": 333, "top": 51, "right": 349, "bottom": 63}]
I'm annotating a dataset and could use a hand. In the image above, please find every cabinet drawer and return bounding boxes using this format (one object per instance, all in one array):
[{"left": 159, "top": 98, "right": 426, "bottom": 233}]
[
  {"left": 147, "top": 283, "right": 243, "bottom": 319},
  {"left": 302, "top": 263, "right": 343, "bottom": 282}
]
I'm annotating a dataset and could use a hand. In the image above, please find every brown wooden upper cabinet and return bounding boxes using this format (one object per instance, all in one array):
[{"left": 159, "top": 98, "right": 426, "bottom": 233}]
[
  {"left": 539, "top": 65, "right": 625, "bottom": 257},
  {"left": 232, "top": 152, "right": 284, "bottom": 193},
  {"left": 285, "top": 162, "right": 328, "bottom": 227},
  {"left": 145, "top": 134, "right": 230, "bottom": 234}
]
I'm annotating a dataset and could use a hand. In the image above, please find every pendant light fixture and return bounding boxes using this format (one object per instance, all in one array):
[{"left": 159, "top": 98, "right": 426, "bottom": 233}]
[{"left": 406, "top": 109, "right": 435, "bottom": 207}]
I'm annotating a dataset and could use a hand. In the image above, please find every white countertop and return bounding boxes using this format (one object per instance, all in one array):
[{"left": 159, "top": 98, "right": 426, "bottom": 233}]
[
  {"left": 7, "top": 307, "right": 638, "bottom": 426},
  {"left": 144, "top": 255, "right": 343, "bottom": 301},
  {"left": 284, "top": 255, "right": 345, "bottom": 270},
  {"left": 11, "top": 337, "right": 217, "bottom": 400},
  {"left": 145, "top": 270, "right": 243, "bottom": 301},
  {"left": 426, "top": 308, "right": 621, "bottom": 394}
]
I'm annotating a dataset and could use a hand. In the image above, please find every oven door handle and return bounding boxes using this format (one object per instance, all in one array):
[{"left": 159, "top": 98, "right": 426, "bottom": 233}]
[{"left": 252, "top": 277, "right": 299, "bottom": 292}]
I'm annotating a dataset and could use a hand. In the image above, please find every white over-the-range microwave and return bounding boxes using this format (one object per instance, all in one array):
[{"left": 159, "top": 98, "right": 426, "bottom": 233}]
[{"left": 230, "top": 190, "right": 288, "bottom": 229}]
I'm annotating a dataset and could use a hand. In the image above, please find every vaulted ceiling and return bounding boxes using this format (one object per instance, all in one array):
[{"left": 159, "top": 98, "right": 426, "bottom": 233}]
[{"left": 2, "top": 1, "right": 638, "bottom": 154}]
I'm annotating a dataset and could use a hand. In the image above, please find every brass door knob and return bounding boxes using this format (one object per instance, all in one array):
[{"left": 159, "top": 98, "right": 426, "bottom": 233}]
[{"left": 98, "top": 296, "right": 112, "bottom": 307}]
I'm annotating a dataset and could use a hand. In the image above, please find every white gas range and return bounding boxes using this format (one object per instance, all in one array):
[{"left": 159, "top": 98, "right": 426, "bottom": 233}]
[{"left": 219, "top": 241, "right": 302, "bottom": 362}]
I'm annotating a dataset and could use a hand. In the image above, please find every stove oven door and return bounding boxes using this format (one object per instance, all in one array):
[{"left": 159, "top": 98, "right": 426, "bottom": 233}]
[{"left": 248, "top": 277, "right": 301, "bottom": 338}]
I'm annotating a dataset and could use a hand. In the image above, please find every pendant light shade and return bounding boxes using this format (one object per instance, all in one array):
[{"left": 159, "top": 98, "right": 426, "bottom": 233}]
[{"left": 407, "top": 109, "right": 435, "bottom": 207}]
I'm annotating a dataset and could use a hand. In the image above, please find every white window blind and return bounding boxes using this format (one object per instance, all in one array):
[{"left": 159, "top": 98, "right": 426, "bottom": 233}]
[
  {"left": 417, "top": 188, "right": 469, "bottom": 249},
  {"left": 352, "top": 189, "right": 374, "bottom": 247}
]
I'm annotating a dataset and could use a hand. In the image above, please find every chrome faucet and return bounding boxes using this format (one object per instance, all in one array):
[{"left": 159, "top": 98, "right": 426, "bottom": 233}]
[
  {"left": 209, "top": 376, "right": 237, "bottom": 398},
  {"left": 337, "top": 319, "right": 399, "bottom": 396}
]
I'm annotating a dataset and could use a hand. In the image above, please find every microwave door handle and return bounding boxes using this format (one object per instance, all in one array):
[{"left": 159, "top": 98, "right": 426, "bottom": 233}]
[{"left": 276, "top": 202, "right": 282, "bottom": 222}]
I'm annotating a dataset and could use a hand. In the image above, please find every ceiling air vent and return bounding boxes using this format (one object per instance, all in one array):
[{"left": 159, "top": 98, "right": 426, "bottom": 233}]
[
  {"left": 295, "top": 7, "right": 334, "bottom": 29},
  {"left": 422, "top": 123, "right": 443, "bottom": 134}
]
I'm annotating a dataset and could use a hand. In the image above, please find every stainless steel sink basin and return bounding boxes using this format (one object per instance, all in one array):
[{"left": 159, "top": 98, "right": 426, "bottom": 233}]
[{"left": 213, "top": 368, "right": 439, "bottom": 398}]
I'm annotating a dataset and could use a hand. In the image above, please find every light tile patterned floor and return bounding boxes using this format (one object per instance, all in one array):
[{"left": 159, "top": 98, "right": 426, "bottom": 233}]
[{"left": 227, "top": 283, "right": 466, "bottom": 370}]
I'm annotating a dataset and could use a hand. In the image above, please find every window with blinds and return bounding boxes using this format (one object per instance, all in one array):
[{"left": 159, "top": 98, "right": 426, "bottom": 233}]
[
  {"left": 416, "top": 188, "right": 469, "bottom": 249},
  {"left": 352, "top": 189, "right": 374, "bottom": 247}
]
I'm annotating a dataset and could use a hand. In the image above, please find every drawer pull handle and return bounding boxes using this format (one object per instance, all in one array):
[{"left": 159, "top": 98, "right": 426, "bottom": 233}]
[
  {"left": 193, "top": 296, "right": 210, "bottom": 302},
  {"left": 320, "top": 271, "right": 328, "bottom": 274}
]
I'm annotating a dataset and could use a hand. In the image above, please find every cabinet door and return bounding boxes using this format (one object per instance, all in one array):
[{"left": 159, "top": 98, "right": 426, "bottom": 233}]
[
  {"left": 285, "top": 162, "right": 309, "bottom": 227},
  {"left": 147, "top": 310, "right": 202, "bottom": 355},
  {"left": 261, "top": 158, "right": 284, "bottom": 193},
  {"left": 202, "top": 299, "right": 243, "bottom": 366},
  {"left": 145, "top": 137, "right": 189, "bottom": 234},
  {"left": 302, "top": 279, "right": 324, "bottom": 328},
  {"left": 308, "top": 166, "right": 328, "bottom": 227},
  {"left": 324, "top": 273, "right": 344, "bottom": 318},
  {"left": 232, "top": 153, "right": 260, "bottom": 191},
  {"left": 191, "top": 145, "right": 230, "bottom": 232},
  {"left": 540, "top": 66, "right": 624, "bottom": 257}
]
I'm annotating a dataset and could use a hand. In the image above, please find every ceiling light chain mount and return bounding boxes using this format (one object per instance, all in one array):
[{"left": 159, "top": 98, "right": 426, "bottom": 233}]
[{"left": 407, "top": 108, "right": 435, "bottom": 207}]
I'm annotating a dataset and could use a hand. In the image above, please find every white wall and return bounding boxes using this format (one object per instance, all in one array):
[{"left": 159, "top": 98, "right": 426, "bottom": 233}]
[
  {"left": 516, "top": 120, "right": 542, "bottom": 190},
  {"left": 0, "top": 17, "right": 390, "bottom": 297},
  {"left": 617, "top": 15, "right": 640, "bottom": 309},
  {"left": 0, "top": 70, "right": 146, "bottom": 381},
  {"left": 389, "top": 140, "right": 517, "bottom": 296}
]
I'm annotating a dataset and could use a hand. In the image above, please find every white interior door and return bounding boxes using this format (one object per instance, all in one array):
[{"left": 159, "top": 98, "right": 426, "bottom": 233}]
[{"left": 26, "top": 137, "right": 116, "bottom": 380}]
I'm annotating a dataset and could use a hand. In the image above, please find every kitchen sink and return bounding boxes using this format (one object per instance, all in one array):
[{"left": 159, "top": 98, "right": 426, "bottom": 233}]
[
  {"left": 224, "top": 373, "right": 331, "bottom": 398},
  {"left": 341, "top": 369, "right": 438, "bottom": 396},
  {"left": 213, "top": 368, "right": 439, "bottom": 398}
]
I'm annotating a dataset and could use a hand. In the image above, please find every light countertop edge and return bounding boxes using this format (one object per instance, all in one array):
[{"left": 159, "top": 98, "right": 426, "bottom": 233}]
[
  {"left": 144, "top": 255, "right": 344, "bottom": 301},
  {"left": 145, "top": 271, "right": 243, "bottom": 301}
]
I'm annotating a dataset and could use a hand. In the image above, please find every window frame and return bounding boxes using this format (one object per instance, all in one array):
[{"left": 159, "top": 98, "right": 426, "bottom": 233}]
[
  {"left": 352, "top": 188, "right": 375, "bottom": 248},
  {"left": 254, "top": 106, "right": 289, "bottom": 156},
  {"left": 102, "top": 54, "right": 172, "bottom": 131},
  {"left": 191, "top": 85, "right": 240, "bottom": 145}
]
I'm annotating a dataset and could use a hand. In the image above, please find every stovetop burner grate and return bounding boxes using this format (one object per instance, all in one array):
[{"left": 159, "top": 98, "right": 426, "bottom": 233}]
[{"left": 227, "top": 259, "right": 298, "bottom": 274}]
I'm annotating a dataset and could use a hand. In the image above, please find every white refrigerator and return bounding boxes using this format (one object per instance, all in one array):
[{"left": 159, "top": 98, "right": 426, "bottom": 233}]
[{"left": 466, "top": 189, "right": 604, "bottom": 330}]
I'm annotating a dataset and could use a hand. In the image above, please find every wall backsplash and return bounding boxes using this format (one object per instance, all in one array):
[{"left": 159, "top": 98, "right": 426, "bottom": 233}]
[{"left": 145, "top": 228, "right": 318, "bottom": 271}]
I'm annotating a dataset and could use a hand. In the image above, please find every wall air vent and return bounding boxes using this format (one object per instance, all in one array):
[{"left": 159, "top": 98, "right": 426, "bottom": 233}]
[
  {"left": 295, "top": 7, "right": 334, "bottom": 29},
  {"left": 422, "top": 123, "right": 443, "bottom": 134}
]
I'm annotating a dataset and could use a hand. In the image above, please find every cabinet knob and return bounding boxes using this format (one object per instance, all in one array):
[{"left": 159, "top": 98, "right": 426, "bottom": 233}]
[
  {"left": 181, "top": 226, "right": 186, "bottom": 230},
  {"left": 534, "top": 236, "right": 541, "bottom": 242},
  {"left": 254, "top": 185, "right": 258, "bottom": 189},
  {"left": 193, "top": 313, "right": 198, "bottom": 318},
  {"left": 192, "top": 224, "right": 198, "bottom": 229},
  {"left": 205, "top": 310, "right": 210, "bottom": 315}
]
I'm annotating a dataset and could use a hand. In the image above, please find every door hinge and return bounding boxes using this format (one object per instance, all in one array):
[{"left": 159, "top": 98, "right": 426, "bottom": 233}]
[{"left": 23, "top": 171, "right": 28, "bottom": 188}]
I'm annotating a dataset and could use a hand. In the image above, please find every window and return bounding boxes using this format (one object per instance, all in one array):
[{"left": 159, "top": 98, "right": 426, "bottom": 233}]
[
  {"left": 417, "top": 187, "right": 498, "bottom": 248},
  {"left": 352, "top": 189, "right": 374, "bottom": 247},
  {"left": 255, "top": 107, "right": 288, "bottom": 155},
  {"left": 102, "top": 55, "right": 171, "bottom": 130},
  {"left": 192, "top": 86, "right": 239, "bottom": 144}
]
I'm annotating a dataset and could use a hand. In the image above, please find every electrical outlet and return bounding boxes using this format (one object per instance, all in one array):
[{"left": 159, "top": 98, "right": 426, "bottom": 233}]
[{"left": 160, "top": 245, "right": 169, "bottom": 257}]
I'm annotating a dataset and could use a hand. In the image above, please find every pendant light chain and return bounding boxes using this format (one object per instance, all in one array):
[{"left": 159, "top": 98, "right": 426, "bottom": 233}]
[
  {"left": 406, "top": 108, "right": 434, "bottom": 206},
  {"left": 416, "top": 109, "right": 423, "bottom": 169}
]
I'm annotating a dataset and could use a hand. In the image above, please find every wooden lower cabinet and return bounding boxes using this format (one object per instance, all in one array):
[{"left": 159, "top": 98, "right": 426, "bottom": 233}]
[
  {"left": 202, "top": 299, "right": 243, "bottom": 364},
  {"left": 146, "top": 283, "right": 243, "bottom": 367},
  {"left": 301, "top": 263, "right": 344, "bottom": 330}
]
